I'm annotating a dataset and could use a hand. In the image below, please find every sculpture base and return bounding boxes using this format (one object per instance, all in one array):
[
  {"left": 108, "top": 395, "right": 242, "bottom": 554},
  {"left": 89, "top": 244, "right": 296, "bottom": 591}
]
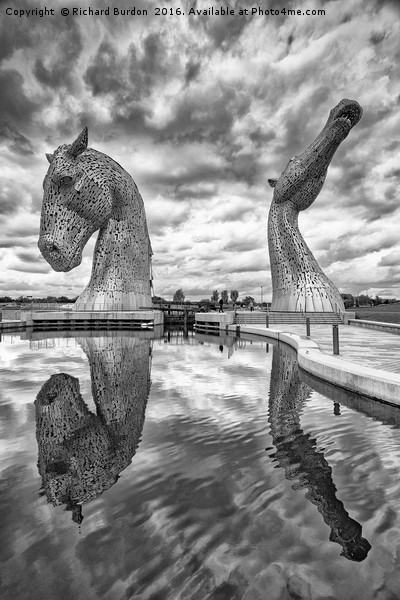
[{"left": 22, "top": 310, "right": 164, "bottom": 329}]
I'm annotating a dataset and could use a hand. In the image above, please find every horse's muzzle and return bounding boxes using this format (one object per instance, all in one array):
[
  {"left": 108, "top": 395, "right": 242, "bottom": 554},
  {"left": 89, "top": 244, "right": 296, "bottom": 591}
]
[{"left": 38, "top": 236, "right": 81, "bottom": 271}]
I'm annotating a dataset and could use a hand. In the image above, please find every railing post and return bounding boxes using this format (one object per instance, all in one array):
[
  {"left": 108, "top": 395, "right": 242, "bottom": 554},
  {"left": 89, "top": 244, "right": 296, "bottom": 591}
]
[
  {"left": 266, "top": 314, "right": 269, "bottom": 328},
  {"left": 306, "top": 317, "right": 310, "bottom": 337},
  {"left": 333, "top": 324, "right": 339, "bottom": 355}
]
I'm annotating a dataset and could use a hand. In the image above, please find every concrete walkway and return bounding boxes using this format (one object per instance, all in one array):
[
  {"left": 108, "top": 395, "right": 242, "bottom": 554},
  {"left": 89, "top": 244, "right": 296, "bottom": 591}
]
[{"left": 256, "top": 323, "right": 400, "bottom": 374}]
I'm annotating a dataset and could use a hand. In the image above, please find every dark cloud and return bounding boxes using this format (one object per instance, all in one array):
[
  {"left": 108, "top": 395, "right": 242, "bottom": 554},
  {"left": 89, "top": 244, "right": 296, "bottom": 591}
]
[
  {"left": 172, "top": 183, "right": 218, "bottom": 200},
  {"left": 378, "top": 251, "right": 400, "bottom": 267},
  {"left": 223, "top": 239, "right": 263, "bottom": 252},
  {"left": 85, "top": 32, "right": 171, "bottom": 102},
  {"left": 210, "top": 204, "right": 253, "bottom": 223},
  {"left": 364, "top": 186, "right": 399, "bottom": 222},
  {"left": 356, "top": 105, "right": 393, "bottom": 131},
  {"left": 230, "top": 264, "right": 266, "bottom": 274},
  {"left": 188, "top": 0, "right": 296, "bottom": 49},
  {"left": 5, "top": 222, "right": 39, "bottom": 237},
  {"left": 184, "top": 60, "right": 201, "bottom": 85},
  {"left": 0, "top": 3, "right": 34, "bottom": 62},
  {"left": 99, "top": 105, "right": 151, "bottom": 140},
  {"left": 147, "top": 161, "right": 222, "bottom": 188},
  {"left": 339, "top": 13, "right": 353, "bottom": 24},
  {"left": 130, "top": 32, "right": 169, "bottom": 92},
  {"left": 384, "top": 168, "right": 400, "bottom": 179},
  {"left": 15, "top": 251, "right": 43, "bottom": 263},
  {"left": 173, "top": 285, "right": 212, "bottom": 296},
  {"left": 156, "top": 89, "right": 238, "bottom": 144},
  {"left": 84, "top": 39, "right": 126, "bottom": 97},
  {"left": 249, "top": 128, "right": 276, "bottom": 147},
  {"left": 198, "top": 14, "right": 250, "bottom": 50},
  {"left": 227, "top": 152, "right": 259, "bottom": 186},
  {"left": 155, "top": 86, "right": 255, "bottom": 187},
  {"left": 83, "top": 33, "right": 177, "bottom": 138},
  {"left": 0, "top": 122, "right": 34, "bottom": 156},
  {"left": 350, "top": 269, "right": 400, "bottom": 288},
  {"left": 375, "top": 0, "right": 400, "bottom": 14},
  {"left": 370, "top": 31, "right": 386, "bottom": 45},
  {"left": 0, "top": 237, "right": 30, "bottom": 248},
  {"left": 147, "top": 206, "right": 190, "bottom": 234},
  {"left": 384, "top": 140, "right": 400, "bottom": 152},
  {"left": 332, "top": 164, "right": 367, "bottom": 197},
  {"left": 319, "top": 232, "right": 399, "bottom": 267},
  {"left": 34, "top": 23, "right": 83, "bottom": 89},
  {"left": 0, "top": 70, "right": 38, "bottom": 128},
  {"left": 0, "top": 187, "right": 19, "bottom": 215},
  {"left": 276, "top": 87, "right": 332, "bottom": 159}
]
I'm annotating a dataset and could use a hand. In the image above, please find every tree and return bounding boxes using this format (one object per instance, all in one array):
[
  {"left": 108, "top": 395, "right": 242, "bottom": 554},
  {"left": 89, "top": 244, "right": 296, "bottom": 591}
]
[
  {"left": 230, "top": 290, "right": 239, "bottom": 303},
  {"left": 198, "top": 299, "right": 215, "bottom": 312},
  {"left": 173, "top": 289, "right": 185, "bottom": 303},
  {"left": 358, "top": 294, "right": 371, "bottom": 307},
  {"left": 242, "top": 296, "right": 255, "bottom": 307},
  {"left": 221, "top": 290, "right": 229, "bottom": 304},
  {"left": 152, "top": 295, "right": 167, "bottom": 304},
  {"left": 340, "top": 293, "right": 354, "bottom": 309},
  {"left": 211, "top": 290, "right": 219, "bottom": 302}
]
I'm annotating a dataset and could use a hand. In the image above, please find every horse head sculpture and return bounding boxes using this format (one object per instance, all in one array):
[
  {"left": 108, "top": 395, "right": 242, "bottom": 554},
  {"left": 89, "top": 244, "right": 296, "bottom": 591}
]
[
  {"left": 38, "top": 128, "right": 153, "bottom": 311},
  {"left": 267, "top": 99, "right": 362, "bottom": 313}
]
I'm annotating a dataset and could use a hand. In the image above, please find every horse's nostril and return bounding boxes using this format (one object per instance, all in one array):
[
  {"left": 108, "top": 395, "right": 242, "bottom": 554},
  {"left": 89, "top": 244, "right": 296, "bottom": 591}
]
[{"left": 45, "top": 242, "right": 60, "bottom": 254}]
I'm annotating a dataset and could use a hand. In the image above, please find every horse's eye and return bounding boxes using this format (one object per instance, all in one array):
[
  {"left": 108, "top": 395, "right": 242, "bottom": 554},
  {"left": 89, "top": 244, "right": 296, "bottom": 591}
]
[{"left": 60, "top": 176, "right": 73, "bottom": 186}]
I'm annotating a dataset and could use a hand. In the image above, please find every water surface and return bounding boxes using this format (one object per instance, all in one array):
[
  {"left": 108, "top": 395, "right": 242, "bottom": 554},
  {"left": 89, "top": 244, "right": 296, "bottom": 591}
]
[{"left": 1, "top": 329, "right": 400, "bottom": 600}]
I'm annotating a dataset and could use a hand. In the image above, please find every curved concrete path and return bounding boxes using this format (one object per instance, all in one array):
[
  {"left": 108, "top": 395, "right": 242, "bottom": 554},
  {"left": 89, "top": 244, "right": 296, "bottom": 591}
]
[
  {"left": 233, "top": 323, "right": 400, "bottom": 407},
  {"left": 270, "top": 323, "right": 400, "bottom": 372}
]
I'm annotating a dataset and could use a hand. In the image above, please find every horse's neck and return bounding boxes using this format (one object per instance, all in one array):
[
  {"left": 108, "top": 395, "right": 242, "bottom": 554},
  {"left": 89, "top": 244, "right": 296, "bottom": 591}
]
[
  {"left": 268, "top": 201, "right": 321, "bottom": 275},
  {"left": 92, "top": 186, "right": 150, "bottom": 280},
  {"left": 269, "top": 348, "right": 309, "bottom": 438},
  {"left": 80, "top": 336, "right": 151, "bottom": 430}
]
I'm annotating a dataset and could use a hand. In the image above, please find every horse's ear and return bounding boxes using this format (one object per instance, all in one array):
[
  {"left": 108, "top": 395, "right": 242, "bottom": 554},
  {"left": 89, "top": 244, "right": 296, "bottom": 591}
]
[
  {"left": 46, "top": 153, "right": 54, "bottom": 164},
  {"left": 69, "top": 127, "right": 88, "bottom": 158}
]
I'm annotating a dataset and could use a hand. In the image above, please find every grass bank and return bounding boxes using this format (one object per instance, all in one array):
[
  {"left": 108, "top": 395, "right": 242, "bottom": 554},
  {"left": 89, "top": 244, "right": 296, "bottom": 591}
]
[{"left": 355, "top": 303, "right": 400, "bottom": 324}]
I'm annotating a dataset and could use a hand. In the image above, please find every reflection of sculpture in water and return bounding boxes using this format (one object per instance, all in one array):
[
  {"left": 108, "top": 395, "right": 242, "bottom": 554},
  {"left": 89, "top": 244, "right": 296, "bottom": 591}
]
[
  {"left": 35, "top": 335, "right": 152, "bottom": 523},
  {"left": 268, "top": 346, "right": 371, "bottom": 561}
]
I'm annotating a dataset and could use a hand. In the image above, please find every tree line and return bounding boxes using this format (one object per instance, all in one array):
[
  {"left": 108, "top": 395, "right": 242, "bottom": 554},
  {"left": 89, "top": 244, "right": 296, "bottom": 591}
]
[
  {"left": 0, "top": 295, "right": 77, "bottom": 304},
  {"left": 152, "top": 289, "right": 258, "bottom": 307},
  {"left": 340, "top": 293, "right": 397, "bottom": 308}
]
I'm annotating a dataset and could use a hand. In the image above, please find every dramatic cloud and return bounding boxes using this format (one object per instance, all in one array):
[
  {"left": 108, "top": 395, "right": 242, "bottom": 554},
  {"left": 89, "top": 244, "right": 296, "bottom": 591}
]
[
  {"left": 1, "top": 0, "right": 400, "bottom": 300},
  {"left": 0, "top": 123, "right": 34, "bottom": 156}
]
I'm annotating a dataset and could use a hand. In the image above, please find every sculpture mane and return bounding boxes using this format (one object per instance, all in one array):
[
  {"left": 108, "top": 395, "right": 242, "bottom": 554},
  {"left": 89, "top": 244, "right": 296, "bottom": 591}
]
[
  {"left": 38, "top": 128, "right": 153, "bottom": 311},
  {"left": 268, "top": 99, "right": 362, "bottom": 313}
]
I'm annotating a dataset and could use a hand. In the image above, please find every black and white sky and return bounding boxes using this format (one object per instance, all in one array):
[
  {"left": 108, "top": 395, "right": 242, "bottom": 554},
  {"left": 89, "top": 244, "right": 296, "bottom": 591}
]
[{"left": 1, "top": 0, "right": 400, "bottom": 301}]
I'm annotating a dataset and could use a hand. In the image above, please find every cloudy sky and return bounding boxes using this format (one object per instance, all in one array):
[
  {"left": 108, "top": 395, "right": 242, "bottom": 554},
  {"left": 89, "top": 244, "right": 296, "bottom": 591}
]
[{"left": 0, "top": 0, "right": 400, "bottom": 302}]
